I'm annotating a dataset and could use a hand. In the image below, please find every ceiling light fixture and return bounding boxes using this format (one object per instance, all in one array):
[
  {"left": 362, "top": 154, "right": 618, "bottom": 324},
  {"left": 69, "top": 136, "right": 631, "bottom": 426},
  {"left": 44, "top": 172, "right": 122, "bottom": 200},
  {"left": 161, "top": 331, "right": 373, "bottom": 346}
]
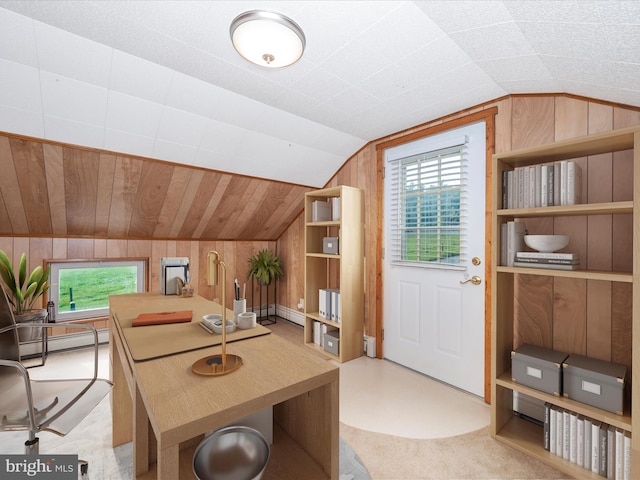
[{"left": 230, "top": 10, "right": 305, "bottom": 68}]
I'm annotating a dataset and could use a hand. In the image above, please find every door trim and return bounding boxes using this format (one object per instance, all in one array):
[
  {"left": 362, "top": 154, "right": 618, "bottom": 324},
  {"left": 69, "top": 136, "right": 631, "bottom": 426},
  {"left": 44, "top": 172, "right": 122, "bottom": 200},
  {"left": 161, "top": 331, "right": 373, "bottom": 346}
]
[{"left": 375, "top": 107, "right": 498, "bottom": 402}]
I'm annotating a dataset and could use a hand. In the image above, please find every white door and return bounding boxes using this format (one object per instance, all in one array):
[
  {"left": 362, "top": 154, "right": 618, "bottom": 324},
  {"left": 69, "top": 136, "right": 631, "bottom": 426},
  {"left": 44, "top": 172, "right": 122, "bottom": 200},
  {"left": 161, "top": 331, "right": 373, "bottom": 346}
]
[{"left": 383, "top": 121, "right": 486, "bottom": 397}]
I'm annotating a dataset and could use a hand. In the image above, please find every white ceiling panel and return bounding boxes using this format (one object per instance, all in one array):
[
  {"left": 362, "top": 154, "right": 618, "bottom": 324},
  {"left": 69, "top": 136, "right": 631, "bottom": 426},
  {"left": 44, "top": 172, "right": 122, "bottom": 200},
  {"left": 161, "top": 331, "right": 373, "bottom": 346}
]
[
  {"left": 153, "top": 138, "right": 198, "bottom": 166},
  {"left": 0, "top": 58, "right": 41, "bottom": 111},
  {"left": 104, "top": 128, "right": 156, "bottom": 159},
  {"left": 0, "top": 0, "right": 638, "bottom": 187},
  {"left": 43, "top": 115, "right": 105, "bottom": 149},
  {"left": 109, "top": 50, "right": 174, "bottom": 104},
  {"left": 106, "top": 92, "right": 164, "bottom": 138},
  {"left": 0, "top": 7, "right": 37, "bottom": 66},
  {"left": 40, "top": 72, "right": 108, "bottom": 127},
  {"left": 0, "top": 104, "right": 43, "bottom": 138},
  {"left": 34, "top": 21, "right": 112, "bottom": 87}
]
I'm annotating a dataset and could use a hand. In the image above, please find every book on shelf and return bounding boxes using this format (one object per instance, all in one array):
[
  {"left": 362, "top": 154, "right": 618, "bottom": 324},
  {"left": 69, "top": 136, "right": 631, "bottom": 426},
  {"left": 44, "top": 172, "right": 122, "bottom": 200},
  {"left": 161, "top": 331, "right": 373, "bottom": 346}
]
[
  {"left": 624, "top": 431, "right": 631, "bottom": 480},
  {"left": 515, "top": 251, "right": 578, "bottom": 260},
  {"left": 607, "top": 425, "right": 615, "bottom": 479},
  {"left": 514, "top": 256, "right": 579, "bottom": 266},
  {"left": 319, "top": 288, "right": 331, "bottom": 319},
  {"left": 544, "top": 403, "right": 551, "bottom": 452},
  {"left": 591, "top": 420, "right": 601, "bottom": 475},
  {"left": 569, "top": 410, "right": 577, "bottom": 464},
  {"left": 513, "top": 261, "right": 579, "bottom": 271},
  {"left": 576, "top": 414, "right": 584, "bottom": 467},
  {"left": 555, "top": 407, "right": 564, "bottom": 457},
  {"left": 311, "top": 200, "right": 331, "bottom": 222},
  {"left": 584, "top": 417, "right": 592, "bottom": 471},
  {"left": 506, "top": 221, "right": 526, "bottom": 267},
  {"left": 565, "top": 161, "right": 582, "bottom": 206},
  {"left": 313, "top": 321, "right": 321, "bottom": 345},
  {"left": 615, "top": 428, "right": 624, "bottom": 480},
  {"left": 331, "top": 197, "right": 341, "bottom": 221},
  {"left": 599, "top": 423, "right": 607, "bottom": 477},
  {"left": 329, "top": 289, "right": 340, "bottom": 323}
]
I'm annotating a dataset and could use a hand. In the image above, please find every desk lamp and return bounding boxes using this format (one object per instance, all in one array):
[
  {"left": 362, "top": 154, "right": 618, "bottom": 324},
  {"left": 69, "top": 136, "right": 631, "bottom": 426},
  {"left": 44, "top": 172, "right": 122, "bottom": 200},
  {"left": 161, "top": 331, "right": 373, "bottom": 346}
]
[{"left": 192, "top": 251, "right": 243, "bottom": 376}]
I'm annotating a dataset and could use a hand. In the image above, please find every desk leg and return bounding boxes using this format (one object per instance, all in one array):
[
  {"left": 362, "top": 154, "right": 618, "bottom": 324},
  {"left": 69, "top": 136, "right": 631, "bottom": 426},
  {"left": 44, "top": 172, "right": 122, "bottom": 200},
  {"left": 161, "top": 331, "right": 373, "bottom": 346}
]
[
  {"left": 134, "top": 385, "right": 150, "bottom": 476},
  {"left": 110, "top": 330, "right": 132, "bottom": 447},
  {"left": 157, "top": 443, "right": 179, "bottom": 480}
]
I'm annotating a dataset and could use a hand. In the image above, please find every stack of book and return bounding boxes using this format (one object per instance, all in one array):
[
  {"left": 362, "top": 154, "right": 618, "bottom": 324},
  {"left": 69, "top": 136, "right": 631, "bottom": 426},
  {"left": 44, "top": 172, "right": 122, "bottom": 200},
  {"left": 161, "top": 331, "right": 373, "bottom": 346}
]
[
  {"left": 514, "top": 251, "right": 579, "bottom": 271},
  {"left": 544, "top": 404, "right": 630, "bottom": 479},
  {"left": 502, "top": 160, "right": 582, "bottom": 209}
]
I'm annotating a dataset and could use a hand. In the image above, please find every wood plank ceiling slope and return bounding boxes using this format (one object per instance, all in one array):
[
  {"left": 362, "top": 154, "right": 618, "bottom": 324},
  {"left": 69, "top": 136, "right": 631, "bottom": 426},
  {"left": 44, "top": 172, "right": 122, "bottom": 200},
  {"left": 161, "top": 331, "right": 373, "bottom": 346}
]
[{"left": 0, "top": 134, "right": 311, "bottom": 241}]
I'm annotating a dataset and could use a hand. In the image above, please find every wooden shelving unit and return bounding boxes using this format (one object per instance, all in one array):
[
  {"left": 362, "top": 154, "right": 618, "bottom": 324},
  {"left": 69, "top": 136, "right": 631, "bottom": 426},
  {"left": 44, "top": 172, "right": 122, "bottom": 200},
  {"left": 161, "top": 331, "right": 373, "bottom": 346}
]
[
  {"left": 491, "top": 126, "right": 640, "bottom": 478},
  {"left": 303, "top": 185, "right": 364, "bottom": 363}
]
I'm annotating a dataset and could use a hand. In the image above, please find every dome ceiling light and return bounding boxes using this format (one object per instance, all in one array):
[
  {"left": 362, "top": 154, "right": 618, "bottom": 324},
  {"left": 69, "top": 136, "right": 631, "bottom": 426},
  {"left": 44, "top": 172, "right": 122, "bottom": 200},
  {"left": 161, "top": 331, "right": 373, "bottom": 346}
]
[{"left": 230, "top": 10, "right": 306, "bottom": 68}]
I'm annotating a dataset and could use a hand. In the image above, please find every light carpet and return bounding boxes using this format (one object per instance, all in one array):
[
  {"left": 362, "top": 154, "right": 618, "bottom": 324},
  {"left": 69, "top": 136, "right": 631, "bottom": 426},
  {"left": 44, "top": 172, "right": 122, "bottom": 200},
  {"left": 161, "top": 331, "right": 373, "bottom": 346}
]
[
  {"left": 1, "top": 396, "right": 372, "bottom": 480},
  {"left": 340, "top": 422, "right": 570, "bottom": 480}
]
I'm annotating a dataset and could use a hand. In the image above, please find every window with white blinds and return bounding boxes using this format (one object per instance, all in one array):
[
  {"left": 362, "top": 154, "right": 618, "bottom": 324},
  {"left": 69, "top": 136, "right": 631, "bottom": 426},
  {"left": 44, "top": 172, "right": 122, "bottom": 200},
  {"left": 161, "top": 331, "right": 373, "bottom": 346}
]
[{"left": 387, "top": 141, "right": 468, "bottom": 267}]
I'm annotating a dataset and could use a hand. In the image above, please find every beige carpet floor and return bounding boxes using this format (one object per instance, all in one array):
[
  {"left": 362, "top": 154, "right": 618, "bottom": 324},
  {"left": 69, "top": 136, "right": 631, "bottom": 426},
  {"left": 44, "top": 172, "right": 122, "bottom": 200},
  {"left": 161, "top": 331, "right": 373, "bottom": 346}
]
[{"left": 340, "top": 422, "right": 570, "bottom": 480}]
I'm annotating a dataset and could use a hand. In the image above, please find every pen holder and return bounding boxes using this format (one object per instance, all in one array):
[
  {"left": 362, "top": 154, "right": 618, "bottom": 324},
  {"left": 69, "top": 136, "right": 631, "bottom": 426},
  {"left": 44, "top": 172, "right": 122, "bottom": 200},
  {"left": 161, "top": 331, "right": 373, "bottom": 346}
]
[{"left": 233, "top": 299, "right": 246, "bottom": 324}]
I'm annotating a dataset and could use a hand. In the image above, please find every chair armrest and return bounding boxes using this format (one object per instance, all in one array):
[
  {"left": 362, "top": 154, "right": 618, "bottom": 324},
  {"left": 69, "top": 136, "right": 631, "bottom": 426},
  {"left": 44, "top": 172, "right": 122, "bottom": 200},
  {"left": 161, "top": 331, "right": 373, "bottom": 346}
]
[
  {"left": 0, "top": 323, "right": 101, "bottom": 380},
  {"left": 0, "top": 358, "right": 39, "bottom": 431}
]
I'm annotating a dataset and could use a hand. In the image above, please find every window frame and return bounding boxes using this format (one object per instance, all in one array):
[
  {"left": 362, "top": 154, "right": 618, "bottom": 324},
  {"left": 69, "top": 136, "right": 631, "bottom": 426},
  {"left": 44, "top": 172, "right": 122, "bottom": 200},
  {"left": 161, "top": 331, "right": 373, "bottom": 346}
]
[
  {"left": 45, "top": 258, "right": 149, "bottom": 321},
  {"left": 386, "top": 135, "right": 469, "bottom": 271}
]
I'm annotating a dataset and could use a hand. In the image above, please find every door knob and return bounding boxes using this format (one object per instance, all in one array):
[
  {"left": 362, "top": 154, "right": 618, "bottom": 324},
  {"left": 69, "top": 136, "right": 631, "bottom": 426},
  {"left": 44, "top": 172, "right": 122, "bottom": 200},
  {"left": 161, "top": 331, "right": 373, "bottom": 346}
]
[{"left": 460, "top": 275, "right": 482, "bottom": 286}]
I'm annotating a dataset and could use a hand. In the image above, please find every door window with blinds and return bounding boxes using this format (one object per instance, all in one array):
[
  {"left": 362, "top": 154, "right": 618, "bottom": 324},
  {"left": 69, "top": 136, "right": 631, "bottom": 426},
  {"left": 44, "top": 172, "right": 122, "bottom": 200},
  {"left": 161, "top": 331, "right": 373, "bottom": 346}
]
[{"left": 387, "top": 137, "right": 468, "bottom": 268}]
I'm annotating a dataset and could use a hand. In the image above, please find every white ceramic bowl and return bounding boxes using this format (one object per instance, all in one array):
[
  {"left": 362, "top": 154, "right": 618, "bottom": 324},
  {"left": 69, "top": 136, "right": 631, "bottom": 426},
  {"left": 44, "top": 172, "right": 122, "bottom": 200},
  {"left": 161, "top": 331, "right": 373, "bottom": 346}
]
[
  {"left": 524, "top": 235, "right": 569, "bottom": 253},
  {"left": 237, "top": 312, "right": 257, "bottom": 330}
]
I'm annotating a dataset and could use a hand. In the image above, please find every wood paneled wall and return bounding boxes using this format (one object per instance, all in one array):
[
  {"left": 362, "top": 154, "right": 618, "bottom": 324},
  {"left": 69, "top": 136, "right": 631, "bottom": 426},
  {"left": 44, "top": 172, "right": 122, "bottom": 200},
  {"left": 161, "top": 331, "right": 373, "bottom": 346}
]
[
  {"left": 278, "top": 94, "right": 640, "bottom": 376},
  {"left": 0, "top": 236, "right": 276, "bottom": 311},
  {"left": 0, "top": 134, "right": 312, "bottom": 241}
]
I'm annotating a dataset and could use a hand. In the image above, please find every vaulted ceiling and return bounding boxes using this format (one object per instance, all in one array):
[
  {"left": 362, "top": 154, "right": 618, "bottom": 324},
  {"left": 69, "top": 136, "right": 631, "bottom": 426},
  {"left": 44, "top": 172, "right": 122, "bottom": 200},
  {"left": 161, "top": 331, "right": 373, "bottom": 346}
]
[{"left": 0, "top": 1, "right": 638, "bottom": 240}]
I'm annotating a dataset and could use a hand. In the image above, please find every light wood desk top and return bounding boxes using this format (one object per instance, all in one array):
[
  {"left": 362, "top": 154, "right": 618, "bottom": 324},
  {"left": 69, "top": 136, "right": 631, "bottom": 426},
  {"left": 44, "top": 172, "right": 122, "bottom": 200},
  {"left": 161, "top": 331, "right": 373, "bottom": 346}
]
[{"left": 109, "top": 293, "right": 339, "bottom": 479}]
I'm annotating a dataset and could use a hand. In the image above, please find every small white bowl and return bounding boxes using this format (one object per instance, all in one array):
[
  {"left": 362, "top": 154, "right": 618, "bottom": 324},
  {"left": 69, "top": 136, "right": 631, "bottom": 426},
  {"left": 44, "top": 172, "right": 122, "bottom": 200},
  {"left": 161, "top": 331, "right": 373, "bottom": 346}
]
[
  {"left": 524, "top": 235, "right": 569, "bottom": 253},
  {"left": 237, "top": 312, "right": 257, "bottom": 330}
]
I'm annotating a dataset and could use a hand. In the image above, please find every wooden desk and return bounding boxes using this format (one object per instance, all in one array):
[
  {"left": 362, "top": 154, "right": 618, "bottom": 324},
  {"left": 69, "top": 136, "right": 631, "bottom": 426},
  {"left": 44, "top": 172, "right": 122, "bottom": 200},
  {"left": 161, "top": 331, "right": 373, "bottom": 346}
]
[{"left": 109, "top": 293, "right": 339, "bottom": 479}]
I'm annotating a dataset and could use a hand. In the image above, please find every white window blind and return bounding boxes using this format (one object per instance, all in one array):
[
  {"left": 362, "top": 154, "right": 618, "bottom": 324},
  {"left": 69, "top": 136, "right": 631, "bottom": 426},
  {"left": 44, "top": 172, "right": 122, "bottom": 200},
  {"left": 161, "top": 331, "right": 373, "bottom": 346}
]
[{"left": 388, "top": 139, "right": 468, "bottom": 267}]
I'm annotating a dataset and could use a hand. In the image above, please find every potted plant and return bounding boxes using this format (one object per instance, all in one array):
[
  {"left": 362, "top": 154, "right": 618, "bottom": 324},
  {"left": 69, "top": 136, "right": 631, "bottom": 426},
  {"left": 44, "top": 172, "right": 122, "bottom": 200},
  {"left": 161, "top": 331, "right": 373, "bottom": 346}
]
[
  {"left": 0, "top": 250, "right": 50, "bottom": 342},
  {"left": 246, "top": 249, "right": 283, "bottom": 285}
]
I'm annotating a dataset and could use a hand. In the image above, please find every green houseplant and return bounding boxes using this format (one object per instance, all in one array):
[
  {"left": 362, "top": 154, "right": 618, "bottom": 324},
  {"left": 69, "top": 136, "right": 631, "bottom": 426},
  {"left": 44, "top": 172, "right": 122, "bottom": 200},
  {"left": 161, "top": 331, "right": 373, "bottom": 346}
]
[
  {"left": 0, "top": 250, "right": 50, "bottom": 341},
  {"left": 246, "top": 249, "right": 283, "bottom": 285}
]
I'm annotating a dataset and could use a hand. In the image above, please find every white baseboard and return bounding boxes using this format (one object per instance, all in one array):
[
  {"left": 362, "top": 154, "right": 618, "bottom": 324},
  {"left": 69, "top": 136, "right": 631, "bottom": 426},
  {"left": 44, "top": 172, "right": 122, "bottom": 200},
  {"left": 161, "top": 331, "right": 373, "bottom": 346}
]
[
  {"left": 274, "top": 305, "right": 304, "bottom": 326},
  {"left": 246, "top": 304, "right": 304, "bottom": 326},
  {"left": 20, "top": 329, "right": 109, "bottom": 356}
]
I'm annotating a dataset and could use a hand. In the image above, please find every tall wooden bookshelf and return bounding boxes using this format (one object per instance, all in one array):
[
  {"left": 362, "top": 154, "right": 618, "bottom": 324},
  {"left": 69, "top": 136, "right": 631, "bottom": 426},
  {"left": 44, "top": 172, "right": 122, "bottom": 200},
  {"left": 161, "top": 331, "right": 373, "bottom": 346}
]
[
  {"left": 491, "top": 126, "right": 640, "bottom": 478},
  {"left": 304, "top": 185, "right": 364, "bottom": 363}
]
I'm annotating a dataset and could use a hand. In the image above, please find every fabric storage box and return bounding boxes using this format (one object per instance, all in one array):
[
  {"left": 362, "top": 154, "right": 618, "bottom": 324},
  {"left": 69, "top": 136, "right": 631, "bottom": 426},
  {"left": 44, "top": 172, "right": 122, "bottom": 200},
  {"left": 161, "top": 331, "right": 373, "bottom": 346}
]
[
  {"left": 563, "top": 354, "right": 626, "bottom": 414},
  {"left": 323, "top": 237, "right": 339, "bottom": 254},
  {"left": 511, "top": 344, "right": 568, "bottom": 396},
  {"left": 324, "top": 330, "right": 340, "bottom": 355}
]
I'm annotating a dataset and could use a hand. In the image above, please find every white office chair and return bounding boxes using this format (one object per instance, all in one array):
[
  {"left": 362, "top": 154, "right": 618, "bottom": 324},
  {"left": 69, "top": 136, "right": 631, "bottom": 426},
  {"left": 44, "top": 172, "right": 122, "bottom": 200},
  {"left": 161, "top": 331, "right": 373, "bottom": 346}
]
[{"left": 0, "top": 284, "right": 113, "bottom": 476}]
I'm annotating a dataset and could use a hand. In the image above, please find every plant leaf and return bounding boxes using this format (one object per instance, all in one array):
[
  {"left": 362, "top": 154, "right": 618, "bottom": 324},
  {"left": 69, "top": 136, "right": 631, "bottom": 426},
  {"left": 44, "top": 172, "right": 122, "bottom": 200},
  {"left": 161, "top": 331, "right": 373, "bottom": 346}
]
[{"left": 18, "top": 253, "right": 27, "bottom": 290}]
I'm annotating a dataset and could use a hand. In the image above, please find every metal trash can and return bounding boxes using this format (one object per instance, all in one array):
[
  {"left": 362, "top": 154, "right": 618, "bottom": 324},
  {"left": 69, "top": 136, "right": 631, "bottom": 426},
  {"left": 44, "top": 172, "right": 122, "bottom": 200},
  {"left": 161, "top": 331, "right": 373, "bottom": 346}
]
[{"left": 193, "top": 426, "right": 270, "bottom": 480}]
